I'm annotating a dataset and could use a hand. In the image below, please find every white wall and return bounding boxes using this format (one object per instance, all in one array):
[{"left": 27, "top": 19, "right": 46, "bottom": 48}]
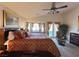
[{"left": 63, "top": 7, "right": 79, "bottom": 32}]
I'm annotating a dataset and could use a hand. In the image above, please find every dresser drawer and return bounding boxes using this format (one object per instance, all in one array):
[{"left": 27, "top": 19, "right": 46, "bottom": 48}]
[{"left": 70, "top": 33, "right": 79, "bottom": 46}]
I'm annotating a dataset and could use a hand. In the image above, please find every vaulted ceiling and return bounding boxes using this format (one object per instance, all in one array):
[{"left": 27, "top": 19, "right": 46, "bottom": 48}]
[{"left": 0, "top": 2, "right": 79, "bottom": 18}]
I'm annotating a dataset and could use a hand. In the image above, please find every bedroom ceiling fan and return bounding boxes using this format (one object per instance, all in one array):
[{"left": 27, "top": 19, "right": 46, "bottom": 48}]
[{"left": 43, "top": 2, "right": 68, "bottom": 14}]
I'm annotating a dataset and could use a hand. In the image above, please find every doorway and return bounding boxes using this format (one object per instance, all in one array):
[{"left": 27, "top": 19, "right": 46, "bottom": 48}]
[{"left": 48, "top": 22, "right": 59, "bottom": 37}]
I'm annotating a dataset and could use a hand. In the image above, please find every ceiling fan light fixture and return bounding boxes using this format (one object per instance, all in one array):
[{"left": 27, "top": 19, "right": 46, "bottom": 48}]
[
  {"left": 43, "top": 2, "right": 68, "bottom": 14},
  {"left": 56, "top": 11, "right": 59, "bottom": 13},
  {"left": 48, "top": 10, "right": 59, "bottom": 15}
]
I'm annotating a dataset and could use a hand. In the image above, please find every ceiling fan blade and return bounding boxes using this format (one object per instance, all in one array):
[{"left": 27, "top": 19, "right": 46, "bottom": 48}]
[
  {"left": 42, "top": 9, "right": 51, "bottom": 10},
  {"left": 56, "top": 5, "right": 68, "bottom": 9},
  {"left": 42, "top": 2, "right": 55, "bottom": 11}
]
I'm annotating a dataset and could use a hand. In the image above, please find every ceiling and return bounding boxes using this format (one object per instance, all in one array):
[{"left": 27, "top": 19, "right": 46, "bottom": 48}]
[{"left": 0, "top": 2, "right": 79, "bottom": 18}]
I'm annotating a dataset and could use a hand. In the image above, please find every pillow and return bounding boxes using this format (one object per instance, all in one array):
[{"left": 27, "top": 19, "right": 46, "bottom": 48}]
[
  {"left": 20, "top": 29, "right": 29, "bottom": 38},
  {"left": 20, "top": 31, "right": 26, "bottom": 38},
  {"left": 14, "top": 31, "right": 23, "bottom": 39},
  {"left": 8, "top": 31, "right": 15, "bottom": 40},
  {"left": 24, "top": 31, "right": 29, "bottom": 37}
]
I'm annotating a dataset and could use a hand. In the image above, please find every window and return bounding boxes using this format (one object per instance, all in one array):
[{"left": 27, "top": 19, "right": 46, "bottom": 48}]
[
  {"left": 27, "top": 23, "right": 31, "bottom": 32},
  {"left": 26, "top": 22, "right": 45, "bottom": 32},
  {"left": 32, "top": 23, "right": 40, "bottom": 32},
  {"left": 48, "top": 24, "right": 54, "bottom": 37},
  {"left": 40, "top": 23, "right": 45, "bottom": 32}
]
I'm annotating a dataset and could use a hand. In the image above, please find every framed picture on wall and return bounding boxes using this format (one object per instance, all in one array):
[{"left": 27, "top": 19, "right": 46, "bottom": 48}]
[{"left": 3, "top": 10, "right": 19, "bottom": 29}]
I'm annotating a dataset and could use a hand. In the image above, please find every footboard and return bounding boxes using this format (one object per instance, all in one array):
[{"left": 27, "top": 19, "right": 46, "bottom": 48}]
[{"left": 6, "top": 38, "right": 60, "bottom": 57}]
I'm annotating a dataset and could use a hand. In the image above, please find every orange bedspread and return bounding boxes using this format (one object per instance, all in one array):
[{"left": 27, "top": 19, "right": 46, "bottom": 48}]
[{"left": 6, "top": 33, "right": 61, "bottom": 57}]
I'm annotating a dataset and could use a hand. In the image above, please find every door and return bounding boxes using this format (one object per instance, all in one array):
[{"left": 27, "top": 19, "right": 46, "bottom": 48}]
[{"left": 48, "top": 22, "right": 59, "bottom": 37}]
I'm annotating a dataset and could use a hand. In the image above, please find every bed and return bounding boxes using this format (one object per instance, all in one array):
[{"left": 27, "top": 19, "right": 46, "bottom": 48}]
[{"left": 4, "top": 33, "right": 61, "bottom": 57}]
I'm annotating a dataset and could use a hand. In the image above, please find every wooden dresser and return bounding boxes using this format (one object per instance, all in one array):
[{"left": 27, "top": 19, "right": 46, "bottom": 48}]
[{"left": 70, "top": 33, "right": 79, "bottom": 46}]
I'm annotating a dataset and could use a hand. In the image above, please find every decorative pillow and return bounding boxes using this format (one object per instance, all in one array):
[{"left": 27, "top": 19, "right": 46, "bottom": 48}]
[
  {"left": 20, "top": 28, "right": 29, "bottom": 38},
  {"left": 20, "top": 31, "right": 27, "bottom": 38},
  {"left": 24, "top": 31, "right": 29, "bottom": 37},
  {"left": 8, "top": 31, "right": 15, "bottom": 40},
  {"left": 14, "top": 31, "right": 23, "bottom": 39}
]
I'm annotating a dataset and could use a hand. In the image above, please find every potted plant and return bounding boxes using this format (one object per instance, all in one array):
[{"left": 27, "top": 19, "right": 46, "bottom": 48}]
[{"left": 57, "top": 24, "right": 69, "bottom": 46}]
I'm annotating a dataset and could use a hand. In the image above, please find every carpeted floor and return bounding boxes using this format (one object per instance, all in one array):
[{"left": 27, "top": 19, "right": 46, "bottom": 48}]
[{"left": 52, "top": 38, "right": 79, "bottom": 57}]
